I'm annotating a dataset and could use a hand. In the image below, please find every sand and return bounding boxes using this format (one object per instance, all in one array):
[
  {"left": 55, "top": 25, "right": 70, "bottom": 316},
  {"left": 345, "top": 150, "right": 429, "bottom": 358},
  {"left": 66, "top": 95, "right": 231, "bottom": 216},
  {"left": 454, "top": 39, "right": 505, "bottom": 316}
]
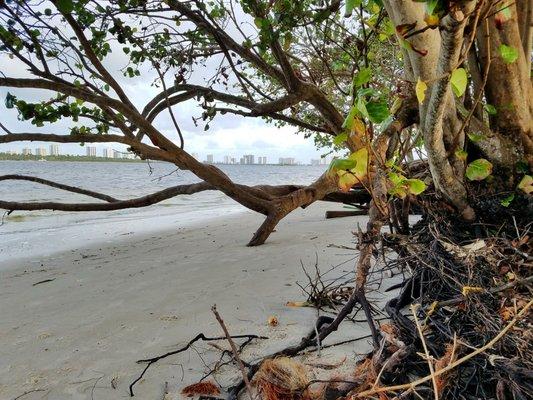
[{"left": 0, "top": 202, "right": 387, "bottom": 399}]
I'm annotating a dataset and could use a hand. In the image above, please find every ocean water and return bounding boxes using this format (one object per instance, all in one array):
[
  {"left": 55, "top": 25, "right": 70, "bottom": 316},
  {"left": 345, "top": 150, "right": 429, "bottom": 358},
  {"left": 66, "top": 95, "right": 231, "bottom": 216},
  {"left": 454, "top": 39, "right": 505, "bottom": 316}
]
[{"left": 0, "top": 161, "right": 326, "bottom": 263}]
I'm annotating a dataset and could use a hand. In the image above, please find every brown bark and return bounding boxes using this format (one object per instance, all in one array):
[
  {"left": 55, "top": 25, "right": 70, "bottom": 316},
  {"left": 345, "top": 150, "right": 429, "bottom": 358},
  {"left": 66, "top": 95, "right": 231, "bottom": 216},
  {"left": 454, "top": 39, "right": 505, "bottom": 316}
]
[{"left": 477, "top": 3, "right": 533, "bottom": 165}]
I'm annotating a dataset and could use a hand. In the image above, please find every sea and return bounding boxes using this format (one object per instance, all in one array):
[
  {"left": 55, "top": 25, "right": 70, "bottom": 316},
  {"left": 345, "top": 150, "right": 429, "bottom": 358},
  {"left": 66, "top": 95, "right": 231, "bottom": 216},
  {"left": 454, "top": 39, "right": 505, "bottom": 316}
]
[{"left": 0, "top": 161, "right": 326, "bottom": 263}]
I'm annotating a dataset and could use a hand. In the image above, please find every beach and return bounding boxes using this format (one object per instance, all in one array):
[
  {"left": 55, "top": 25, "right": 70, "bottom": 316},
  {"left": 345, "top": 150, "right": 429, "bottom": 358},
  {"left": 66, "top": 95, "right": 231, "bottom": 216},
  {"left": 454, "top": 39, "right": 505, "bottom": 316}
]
[{"left": 0, "top": 202, "right": 388, "bottom": 400}]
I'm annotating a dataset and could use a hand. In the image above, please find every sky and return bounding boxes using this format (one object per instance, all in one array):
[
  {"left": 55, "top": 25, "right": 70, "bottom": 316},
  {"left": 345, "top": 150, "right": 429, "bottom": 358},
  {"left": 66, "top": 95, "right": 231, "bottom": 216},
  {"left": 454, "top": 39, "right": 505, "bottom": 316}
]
[{"left": 0, "top": 6, "right": 332, "bottom": 165}]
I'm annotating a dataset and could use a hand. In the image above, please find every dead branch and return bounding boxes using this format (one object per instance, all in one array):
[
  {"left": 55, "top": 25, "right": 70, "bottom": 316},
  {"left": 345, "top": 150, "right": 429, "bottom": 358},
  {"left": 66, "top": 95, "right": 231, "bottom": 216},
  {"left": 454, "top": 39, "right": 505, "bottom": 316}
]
[
  {"left": 212, "top": 305, "right": 254, "bottom": 400},
  {"left": 129, "top": 333, "right": 267, "bottom": 397}
]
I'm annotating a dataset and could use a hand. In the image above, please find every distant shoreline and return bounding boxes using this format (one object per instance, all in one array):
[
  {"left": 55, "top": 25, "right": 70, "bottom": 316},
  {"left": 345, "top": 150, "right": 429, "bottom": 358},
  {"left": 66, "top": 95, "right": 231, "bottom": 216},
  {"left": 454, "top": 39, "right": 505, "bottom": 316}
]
[
  {"left": 0, "top": 154, "right": 144, "bottom": 163},
  {"left": 0, "top": 155, "right": 315, "bottom": 166}
]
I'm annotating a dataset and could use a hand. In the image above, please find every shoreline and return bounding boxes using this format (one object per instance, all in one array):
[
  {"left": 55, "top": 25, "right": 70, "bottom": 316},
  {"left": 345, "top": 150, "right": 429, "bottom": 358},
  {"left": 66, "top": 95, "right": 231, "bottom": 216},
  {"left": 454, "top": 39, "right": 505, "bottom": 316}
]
[{"left": 0, "top": 202, "right": 385, "bottom": 399}]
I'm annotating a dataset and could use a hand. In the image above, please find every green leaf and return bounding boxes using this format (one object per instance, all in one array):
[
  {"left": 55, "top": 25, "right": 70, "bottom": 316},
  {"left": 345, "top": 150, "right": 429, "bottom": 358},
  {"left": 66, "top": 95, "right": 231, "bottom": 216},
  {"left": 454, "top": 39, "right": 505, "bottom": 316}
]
[
  {"left": 356, "top": 97, "right": 369, "bottom": 119},
  {"left": 484, "top": 104, "right": 497, "bottom": 115},
  {"left": 5, "top": 92, "right": 16, "bottom": 109},
  {"left": 333, "top": 132, "right": 348, "bottom": 146},
  {"left": 500, "top": 194, "right": 514, "bottom": 207},
  {"left": 353, "top": 67, "right": 372, "bottom": 87},
  {"left": 345, "top": 0, "right": 362, "bottom": 17},
  {"left": 465, "top": 159, "right": 493, "bottom": 181},
  {"left": 56, "top": 0, "right": 74, "bottom": 13},
  {"left": 405, "top": 178, "right": 427, "bottom": 195},
  {"left": 342, "top": 106, "right": 359, "bottom": 130},
  {"left": 329, "top": 158, "right": 357, "bottom": 173},
  {"left": 348, "top": 148, "right": 369, "bottom": 178},
  {"left": 450, "top": 68, "right": 467, "bottom": 97},
  {"left": 388, "top": 172, "right": 404, "bottom": 186},
  {"left": 499, "top": 44, "right": 518, "bottom": 64},
  {"left": 366, "top": 100, "right": 389, "bottom": 123},
  {"left": 467, "top": 132, "right": 486, "bottom": 143},
  {"left": 425, "top": 0, "right": 441, "bottom": 15}
]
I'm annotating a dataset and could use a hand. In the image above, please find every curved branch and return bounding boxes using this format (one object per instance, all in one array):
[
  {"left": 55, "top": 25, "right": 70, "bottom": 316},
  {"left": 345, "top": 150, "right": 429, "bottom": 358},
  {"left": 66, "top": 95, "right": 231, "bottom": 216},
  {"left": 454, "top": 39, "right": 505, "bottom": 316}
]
[
  {"left": 0, "top": 182, "right": 214, "bottom": 212},
  {"left": 0, "top": 175, "right": 119, "bottom": 202},
  {"left": 0, "top": 133, "right": 130, "bottom": 145}
]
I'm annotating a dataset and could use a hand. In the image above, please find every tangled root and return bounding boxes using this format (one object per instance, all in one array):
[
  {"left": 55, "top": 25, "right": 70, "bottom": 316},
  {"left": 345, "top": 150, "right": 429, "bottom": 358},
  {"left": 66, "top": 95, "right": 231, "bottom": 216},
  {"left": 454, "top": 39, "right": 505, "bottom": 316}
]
[{"left": 255, "top": 357, "right": 310, "bottom": 400}]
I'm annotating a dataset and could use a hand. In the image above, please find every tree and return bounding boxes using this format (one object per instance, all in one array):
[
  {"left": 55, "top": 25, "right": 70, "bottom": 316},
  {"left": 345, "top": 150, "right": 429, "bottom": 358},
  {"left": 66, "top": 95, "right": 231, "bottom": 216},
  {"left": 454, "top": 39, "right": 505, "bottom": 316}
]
[{"left": 0, "top": 0, "right": 531, "bottom": 249}]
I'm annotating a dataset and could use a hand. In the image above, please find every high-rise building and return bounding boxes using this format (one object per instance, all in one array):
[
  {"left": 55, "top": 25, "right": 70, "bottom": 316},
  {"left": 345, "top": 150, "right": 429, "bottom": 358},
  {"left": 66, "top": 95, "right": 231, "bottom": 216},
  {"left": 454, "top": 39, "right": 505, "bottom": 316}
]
[
  {"left": 113, "top": 150, "right": 122, "bottom": 159},
  {"left": 35, "top": 147, "right": 47, "bottom": 156},
  {"left": 49, "top": 144, "right": 60, "bottom": 156},
  {"left": 242, "top": 154, "right": 255, "bottom": 164},
  {"left": 22, "top": 148, "right": 32, "bottom": 155},
  {"left": 86, "top": 146, "right": 97, "bottom": 157},
  {"left": 206, "top": 154, "right": 214, "bottom": 163},
  {"left": 103, "top": 148, "right": 113, "bottom": 158},
  {"left": 223, "top": 155, "right": 231, "bottom": 164},
  {"left": 258, "top": 156, "right": 267, "bottom": 164},
  {"left": 279, "top": 157, "right": 296, "bottom": 165}
]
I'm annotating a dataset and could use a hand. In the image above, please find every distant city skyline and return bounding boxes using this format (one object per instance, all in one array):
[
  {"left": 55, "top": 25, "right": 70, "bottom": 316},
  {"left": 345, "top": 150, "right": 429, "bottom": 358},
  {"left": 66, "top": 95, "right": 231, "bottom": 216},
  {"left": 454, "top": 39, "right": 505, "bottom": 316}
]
[
  {"left": 1, "top": 145, "right": 138, "bottom": 160},
  {"left": 2, "top": 146, "right": 332, "bottom": 165}
]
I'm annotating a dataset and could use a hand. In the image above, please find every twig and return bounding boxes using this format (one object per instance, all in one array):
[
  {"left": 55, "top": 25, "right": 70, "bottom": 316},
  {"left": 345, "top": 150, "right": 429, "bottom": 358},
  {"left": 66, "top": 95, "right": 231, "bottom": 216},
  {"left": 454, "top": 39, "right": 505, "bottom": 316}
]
[
  {"left": 32, "top": 278, "right": 55, "bottom": 286},
  {"left": 354, "top": 298, "right": 533, "bottom": 398},
  {"left": 211, "top": 305, "right": 254, "bottom": 400},
  {"left": 129, "top": 333, "right": 266, "bottom": 396},
  {"left": 411, "top": 304, "right": 439, "bottom": 400}
]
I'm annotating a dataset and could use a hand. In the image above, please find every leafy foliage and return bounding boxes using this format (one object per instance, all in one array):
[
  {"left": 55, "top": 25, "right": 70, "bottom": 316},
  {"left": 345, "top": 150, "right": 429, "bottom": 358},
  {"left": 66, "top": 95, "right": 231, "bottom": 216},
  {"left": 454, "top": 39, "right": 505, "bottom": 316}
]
[{"left": 465, "top": 159, "right": 493, "bottom": 181}]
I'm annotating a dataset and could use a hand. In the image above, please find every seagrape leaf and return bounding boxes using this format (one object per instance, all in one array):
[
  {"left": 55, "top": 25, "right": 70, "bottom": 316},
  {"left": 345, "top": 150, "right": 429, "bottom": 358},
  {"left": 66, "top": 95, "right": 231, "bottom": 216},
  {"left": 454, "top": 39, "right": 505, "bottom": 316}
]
[
  {"left": 416, "top": 78, "right": 427, "bottom": 104},
  {"left": 366, "top": 100, "right": 389, "bottom": 123},
  {"left": 484, "top": 104, "right": 497, "bottom": 115},
  {"left": 467, "top": 132, "right": 486, "bottom": 142},
  {"left": 345, "top": 0, "right": 362, "bottom": 17},
  {"left": 499, "top": 44, "right": 518, "bottom": 64},
  {"left": 338, "top": 172, "right": 359, "bottom": 192},
  {"left": 465, "top": 159, "right": 493, "bottom": 181},
  {"left": 353, "top": 67, "right": 372, "bottom": 87},
  {"left": 405, "top": 179, "right": 426, "bottom": 195},
  {"left": 329, "top": 158, "right": 357, "bottom": 173},
  {"left": 349, "top": 148, "right": 369, "bottom": 179},
  {"left": 388, "top": 172, "right": 426, "bottom": 198},
  {"left": 333, "top": 132, "right": 348, "bottom": 146},
  {"left": 517, "top": 175, "right": 533, "bottom": 194},
  {"left": 5, "top": 92, "right": 16, "bottom": 109},
  {"left": 500, "top": 194, "right": 515, "bottom": 207},
  {"left": 450, "top": 68, "right": 467, "bottom": 97},
  {"left": 342, "top": 106, "right": 358, "bottom": 130},
  {"left": 56, "top": 0, "right": 74, "bottom": 13}
]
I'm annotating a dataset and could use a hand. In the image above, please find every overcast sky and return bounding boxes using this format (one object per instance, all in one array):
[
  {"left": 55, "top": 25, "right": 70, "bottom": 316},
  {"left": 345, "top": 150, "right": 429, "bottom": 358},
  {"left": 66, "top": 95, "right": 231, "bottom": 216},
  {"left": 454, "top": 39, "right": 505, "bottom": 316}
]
[{"left": 0, "top": 6, "right": 331, "bottom": 165}]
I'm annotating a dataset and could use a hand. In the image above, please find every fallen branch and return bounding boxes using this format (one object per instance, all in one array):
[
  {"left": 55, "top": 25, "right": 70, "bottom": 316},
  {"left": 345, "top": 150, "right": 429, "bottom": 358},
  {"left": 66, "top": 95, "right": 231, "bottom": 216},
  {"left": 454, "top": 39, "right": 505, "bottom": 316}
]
[
  {"left": 129, "top": 333, "right": 267, "bottom": 397},
  {"left": 212, "top": 305, "right": 254, "bottom": 400}
]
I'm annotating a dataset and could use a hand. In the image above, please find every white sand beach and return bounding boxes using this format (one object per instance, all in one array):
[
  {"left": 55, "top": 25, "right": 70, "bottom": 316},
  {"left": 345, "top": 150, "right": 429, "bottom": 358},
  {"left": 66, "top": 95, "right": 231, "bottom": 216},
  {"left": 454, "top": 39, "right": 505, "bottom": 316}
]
[{"left": 0, "top": 203, "right": 386, "bottom": 399}]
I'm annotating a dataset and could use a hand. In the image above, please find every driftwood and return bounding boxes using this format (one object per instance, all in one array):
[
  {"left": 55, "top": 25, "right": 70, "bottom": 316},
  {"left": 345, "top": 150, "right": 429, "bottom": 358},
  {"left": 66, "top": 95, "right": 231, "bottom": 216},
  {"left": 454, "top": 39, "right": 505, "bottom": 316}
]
[{"left": 325, "top": 210, "right": 368, "bottom": 219}]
